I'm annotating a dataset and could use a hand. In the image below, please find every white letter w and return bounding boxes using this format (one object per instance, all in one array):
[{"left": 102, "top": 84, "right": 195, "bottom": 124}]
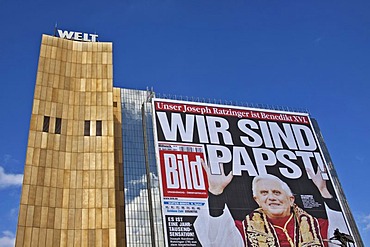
[{"left": 57, "top": 29, "right": 74, "bottom": 39}]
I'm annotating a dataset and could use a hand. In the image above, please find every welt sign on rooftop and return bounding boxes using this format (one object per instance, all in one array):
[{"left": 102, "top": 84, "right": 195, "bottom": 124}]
[
  {"left": 15, "top": 29, "right": 363, "bottom": 247},
  {"left": 57, "top": 29, "right": 99, "bottom": 42}
]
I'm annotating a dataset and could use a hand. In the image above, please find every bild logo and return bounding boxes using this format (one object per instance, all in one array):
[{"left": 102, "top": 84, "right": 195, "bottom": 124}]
[{"left": 164, "top": 153, "right": 206, "bottom": 190}]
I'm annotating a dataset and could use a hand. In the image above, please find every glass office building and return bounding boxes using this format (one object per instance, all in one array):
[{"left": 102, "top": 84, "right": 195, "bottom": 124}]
[
  {"left": 120, "top": 88, "right": 164, "bottom": 246},
  {"left": 15, "top": 33, "right": 363, "bottom": 247}
]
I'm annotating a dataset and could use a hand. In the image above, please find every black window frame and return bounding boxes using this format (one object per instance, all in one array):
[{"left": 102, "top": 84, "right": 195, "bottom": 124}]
[
  {"left": 96, "top": 120, "right": 102, "bottom": 136},
  {"left": 55, "top": 118, "right": 62, "bottom": 134},
  {"left": 84, "top": 120, "right": 90, "bottom": 136},
  {"left": 43, "top": 116, "right": 50, "bottom": 132}
]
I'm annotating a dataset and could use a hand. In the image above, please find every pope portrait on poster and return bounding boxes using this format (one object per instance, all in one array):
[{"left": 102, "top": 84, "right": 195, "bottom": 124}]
[{"left": 153, "top": 99, "right": 351, "bottom": 247}]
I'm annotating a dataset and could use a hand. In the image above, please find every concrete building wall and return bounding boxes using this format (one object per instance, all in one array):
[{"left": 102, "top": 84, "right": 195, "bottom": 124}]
[
  {"left": 15, "top": 34, "right": 121, "bottom": 247},
  {"left": 113, "top": 87, "right": 125, "bottom": 246}
]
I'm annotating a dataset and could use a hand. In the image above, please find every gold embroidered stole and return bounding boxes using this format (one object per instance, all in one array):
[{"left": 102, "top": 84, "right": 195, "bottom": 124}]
[{"left": 243, "top": 205, "right": 325, "bottom": 247}]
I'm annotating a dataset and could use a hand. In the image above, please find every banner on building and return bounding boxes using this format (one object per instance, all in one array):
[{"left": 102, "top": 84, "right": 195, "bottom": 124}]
[{"left": 152, "top": 99, "right": 351, "bottom": 247}]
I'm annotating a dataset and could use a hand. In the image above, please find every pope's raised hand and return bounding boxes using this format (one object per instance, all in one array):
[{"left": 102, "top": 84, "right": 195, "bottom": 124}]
[
  {"left": 201, "top": 159, "right": 233, "bottom": 195},
  {"left": 306, "top": 168, "right": 332, "bottom": 199}
]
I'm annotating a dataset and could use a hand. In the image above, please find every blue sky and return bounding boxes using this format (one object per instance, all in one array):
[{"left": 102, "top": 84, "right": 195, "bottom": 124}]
[{"left": 0, "top": 0, "right": 369, "bottom": 246}]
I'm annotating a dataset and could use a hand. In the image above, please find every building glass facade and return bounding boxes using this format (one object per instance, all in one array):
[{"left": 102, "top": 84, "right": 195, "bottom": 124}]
[{"left": 120, "top": 89, "right": 164, "bottom": 246}]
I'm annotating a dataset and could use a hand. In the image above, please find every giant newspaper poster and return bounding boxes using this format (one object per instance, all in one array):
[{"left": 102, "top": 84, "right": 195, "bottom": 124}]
[{"left": 152, "top": 99, "right": 352, "bottom": 247}]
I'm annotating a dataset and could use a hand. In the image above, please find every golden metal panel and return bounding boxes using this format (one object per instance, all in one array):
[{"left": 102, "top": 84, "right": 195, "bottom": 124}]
[{"left": 17, "top": 35, "right": 119, "bottom": 247}]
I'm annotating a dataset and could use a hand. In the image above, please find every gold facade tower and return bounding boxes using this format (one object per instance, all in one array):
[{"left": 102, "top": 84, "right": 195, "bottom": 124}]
[{"left": 15, "top": 35, "right": 125, "bottom": 247}]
